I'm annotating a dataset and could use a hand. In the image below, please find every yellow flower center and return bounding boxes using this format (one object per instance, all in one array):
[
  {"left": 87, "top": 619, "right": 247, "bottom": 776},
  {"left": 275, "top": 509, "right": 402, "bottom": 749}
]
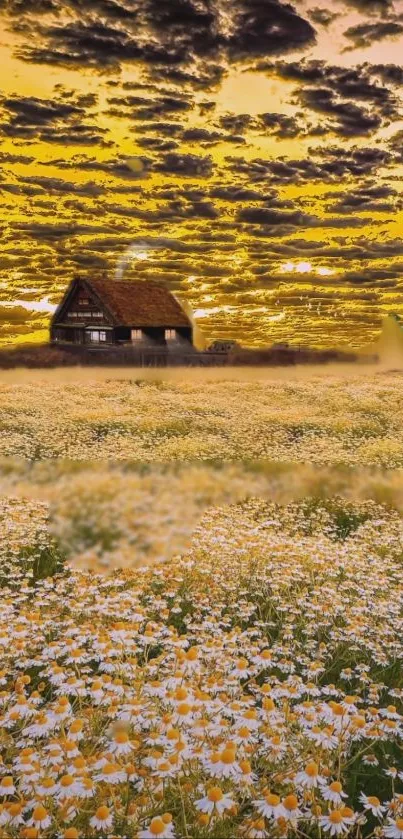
[
  {"left": 2, "top": 777, "right": 13, "bottom": 788},
  {"left": 330, "top": 781, "right": 343, "bottom": 793},
  {"left": 60, "top": 775, "right": 74, "bottom": 787},
  {"left": 329, "top": 811, "right": 343, "bottom": 824},
  {"left": 305, "top": 761, "right": 319, "bottom": 777},
  {"left": 162, "top": 813, "right": 172, "bottom": 824},
  {"left": 367, "top": 797, "right": 380, "bottom": 806},
  {"left": 186, "top": 647, "right": 198, "bottom": 661},
  {"left": 115, "top": 732, "right": 129, "bottom": 743},
  {"left": 149, "top": 817, "right": 165, "bottom": 835},
  {"left": 96, "top": 806, "right": 110, "bottom": 820},
  {"left": 239, "top": 759, "right": 251, "bottom": 774},
  {"left": 42, "top": 778, "right": 55, "bottom": 789},
  {"left": 102, "top": 763, "right": 118, "bottom": 775},
  {"left": 208, "top": 787, "right": 223, "bottom": 803},
  {"left": 283, "top": 794, "right": 298, "bottom": 811},
  {"left": 175, "top": 687, "right": 188, "bottom": 701},
  {"left": 33, "top": 806, "right": 48, "bottom": 821},
  {"left": 238, "top": 726, "right": 250, "bottom": 738},
  {"left": 220, "top": 749, "right": 236, "bottom": 764},
  {"left": 166, "top": 728, "right": 180, "bottom": 741}
]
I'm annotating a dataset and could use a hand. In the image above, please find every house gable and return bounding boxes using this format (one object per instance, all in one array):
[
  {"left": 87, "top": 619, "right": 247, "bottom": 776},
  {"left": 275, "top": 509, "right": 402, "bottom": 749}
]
[{"left": 52, "top": 278, "right": 115, "bottom": 327}]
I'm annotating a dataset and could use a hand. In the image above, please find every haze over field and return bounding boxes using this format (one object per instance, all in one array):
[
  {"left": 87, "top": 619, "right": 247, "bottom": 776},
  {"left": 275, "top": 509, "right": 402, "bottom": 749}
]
[{"left": 1, "top": 0, "right": 403, "bottom": 348}]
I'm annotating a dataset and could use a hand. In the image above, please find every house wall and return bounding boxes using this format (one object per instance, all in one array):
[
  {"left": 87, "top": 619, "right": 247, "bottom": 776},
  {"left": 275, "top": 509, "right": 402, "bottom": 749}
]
[{"left": 114, "top": 326, "right": 193, "bottom": 345}]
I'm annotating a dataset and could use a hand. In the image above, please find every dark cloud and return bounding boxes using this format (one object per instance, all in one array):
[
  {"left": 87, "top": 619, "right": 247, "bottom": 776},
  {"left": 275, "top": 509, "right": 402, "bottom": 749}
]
[
  {"left": 210, "top": 185, "right": 289, "bottom": 203},
  {"left": 237, "top": 205, "right": 378, "bottom": 231},
  {"left": 218, "top": 114, "right": 253, "bottom": 135},
  {"left": 10, "top": 175, "right": 104, "bottom": 197},
  {"left": 368, "top": 63, "right": 403, "bottom": 85},
  {"left": 180, "top": 127, "right": 245, "bottom": 146},
  {"left": 12, "top": 221, "right": 128, "bottom": 241},
  {"left": 41, "top": 154, "right": 153, "bottom": 179},
  {"left": 325, "top": 184, "right": 399, "bottom": 214},
  {"left": 226, "top": 146, "right": 391, "bottom": 184},
  {"left": 99, "top": 196, "right": 220, "bottom": 222},
  {"left": 337, "top": 0, "right": 395, "bottom": 15},
  {"left": 388, "top": 129, "right": 403, "bottom": 161},
  {"left": 255, "top": 59, "right": 399, "bottom": 137},
  {"left": 343, "top": 20, "right": 403, "bottom": 50},
  {"left": 256, "top": 111, "right": 324, "bottom": 139},
  {"left": 0, "top": 151, "right": 35, "bottom": 164},
  {"left": 0, "top": 90, "right": 112, "bottom": 146},
  {"left": 106, "top": 93, "right": 193, "bottom": 120},
  {"left": 257, "top": 59, "right": 397, "bottom": 107},
  {"left": 154, "top": 152, "right": 214, "bottom": 177},
  {"left": 4, "top": 0, "right": 315, "bottom": 81},
  {"left": 137, "top": 137, "right": 179, "bottom": 151},
  {"left": 299, "top": 87, "right": 382, "bottom": 136},
  {"left": 309, "top": 8, "right": 340, "bottom": 26}
]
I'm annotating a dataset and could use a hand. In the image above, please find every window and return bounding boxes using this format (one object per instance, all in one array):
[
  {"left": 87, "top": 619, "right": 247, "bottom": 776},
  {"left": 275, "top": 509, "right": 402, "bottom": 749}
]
[
  {"left": 165, "top": 329, "right": 176, "bottom": 340},
  {"left": 88, "top": 330, "right": 107, "bottom": 343},
  {"left": 131, "top": 329, "right": 143, "bottom": 342}
]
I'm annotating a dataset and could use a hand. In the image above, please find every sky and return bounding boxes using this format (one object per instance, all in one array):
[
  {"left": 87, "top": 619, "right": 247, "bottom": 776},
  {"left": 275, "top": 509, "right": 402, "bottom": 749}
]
[{"left": 1, "top": 0, "right": 403, "bottom": 349}]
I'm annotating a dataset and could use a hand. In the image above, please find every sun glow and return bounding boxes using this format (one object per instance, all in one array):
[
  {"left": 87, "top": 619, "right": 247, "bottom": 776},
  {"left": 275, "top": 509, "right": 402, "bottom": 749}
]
[{"left": 279, "top": 262, "right": 335, "bottom": 276}]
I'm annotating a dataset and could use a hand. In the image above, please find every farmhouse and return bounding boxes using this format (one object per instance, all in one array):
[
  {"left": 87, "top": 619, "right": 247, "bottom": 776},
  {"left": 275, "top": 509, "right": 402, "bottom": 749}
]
[{"left": 50, "top": 276, "right": 194, "bottom": 348}]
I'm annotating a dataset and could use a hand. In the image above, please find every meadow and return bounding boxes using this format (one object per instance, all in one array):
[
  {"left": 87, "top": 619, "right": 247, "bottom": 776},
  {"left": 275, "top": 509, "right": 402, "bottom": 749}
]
[
  {"left": 0, "top": 366, "right": 403, "bottom": 838},
  {"left": 0, "top": 365, "right": 402, "bottom": 465}
]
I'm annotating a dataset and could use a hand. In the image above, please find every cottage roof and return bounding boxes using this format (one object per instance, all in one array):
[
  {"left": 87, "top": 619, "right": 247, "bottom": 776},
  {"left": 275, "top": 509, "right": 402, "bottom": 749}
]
[{"left": 57, "top": 277, "right": 192, "bottom": 328}]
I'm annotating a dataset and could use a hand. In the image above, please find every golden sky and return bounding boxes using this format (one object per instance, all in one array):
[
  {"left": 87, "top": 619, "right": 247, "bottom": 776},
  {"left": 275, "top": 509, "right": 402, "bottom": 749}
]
[{"left": 1, "top": 0, "right": 403, "bottom": 348}]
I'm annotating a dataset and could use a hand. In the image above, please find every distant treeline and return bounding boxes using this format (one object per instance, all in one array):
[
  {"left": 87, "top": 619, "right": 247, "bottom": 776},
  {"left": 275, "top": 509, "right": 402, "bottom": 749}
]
[{"left": 0, "top": 343, "right": 378, "bottom": 368}]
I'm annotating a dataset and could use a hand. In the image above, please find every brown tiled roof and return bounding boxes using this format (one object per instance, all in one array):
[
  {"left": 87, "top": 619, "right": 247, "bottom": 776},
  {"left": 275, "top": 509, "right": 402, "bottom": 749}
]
[{"left": 85, "top": 278, "right": 192, "bottom": 328}]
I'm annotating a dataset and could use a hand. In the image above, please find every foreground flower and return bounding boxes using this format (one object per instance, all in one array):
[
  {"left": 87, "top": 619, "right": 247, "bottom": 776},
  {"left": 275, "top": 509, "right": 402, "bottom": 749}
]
[
  {"left": 90, "top": 805, "right": 114, "bottom": 832},
  {"left": 295, "top": 761, "right": 325, "bottom": 789},
  {"left": 138, "top": 814, "right": 175, "bottom": 838},
  {"left": 195, "top": 786, "right": 235, "bottom": 816},
  {"left": 320, "top": 808, "right": 355, "bottom": 836},
  {"left": 28, "top": 805, "right": 52, "bottom": 831},
  {"left": 384, "top": 818, "right": 403, "bottom": 839},
  {"left": 359, "top": 793, "right": 385, "bottom": 818}
]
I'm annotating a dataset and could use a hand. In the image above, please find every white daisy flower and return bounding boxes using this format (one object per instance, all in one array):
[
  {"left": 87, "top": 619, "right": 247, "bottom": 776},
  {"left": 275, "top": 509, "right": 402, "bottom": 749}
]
[
  {"left": 294, "top": 761, "right": 326, "bottom": 789},
  {"left": 320, "top": 808, "right": 355, "bottom": 836},
  {"left": 108, "top": 731, "right": 133, "bottom": 756},
  {"left": 359, "top": 792, "right": 385, "bottom": 818},
  {"left": 253, "top": 793, "right": 282, "bottom": 820},
  {"left": 384, "top": 818, "right": 403, "bottom": 839},
  {"left": 28, "top": 804, "right": 52, "bottom": 831},
  {"left": 94, "top": 763, "right": 127, "bottom": 784},
  {"left": 0, "top": 777, "right": 16, "bottom": 796},
  {"left": 321, "top": 781, "right": 348, "bottom": 806},
  {"left": 195, "top": 787, "right": 234, "bottom": 816},
  {"left": 90, "top": 805, "right": 114, "bottom": 832},
  {"left": 278, "top": 794, "right": 302, "bottom": 822},
  {"left": 138, "top": 814, "right": 175, "bottom": 838}
]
